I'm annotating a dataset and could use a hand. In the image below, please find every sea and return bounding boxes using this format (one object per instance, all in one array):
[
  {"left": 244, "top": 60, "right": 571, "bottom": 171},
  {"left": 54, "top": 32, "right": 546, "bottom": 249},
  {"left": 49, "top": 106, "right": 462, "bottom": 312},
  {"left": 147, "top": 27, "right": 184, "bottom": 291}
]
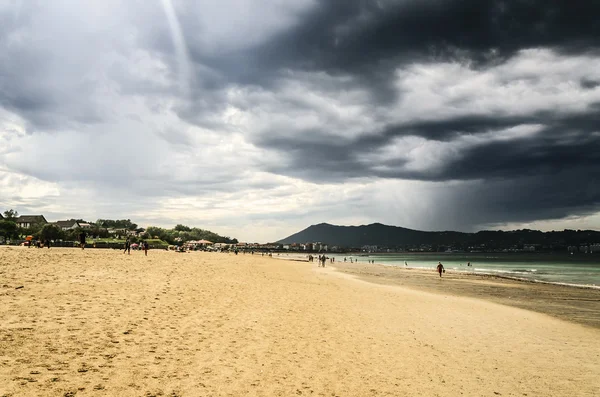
[{"left": 318, "top": 252, "right": 600, "bottom": 289}]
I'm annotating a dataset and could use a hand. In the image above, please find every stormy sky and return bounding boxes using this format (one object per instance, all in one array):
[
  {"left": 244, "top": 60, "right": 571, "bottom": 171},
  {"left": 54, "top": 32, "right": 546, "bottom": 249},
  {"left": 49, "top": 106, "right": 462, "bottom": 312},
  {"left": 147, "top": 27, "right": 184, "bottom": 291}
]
[{"left": 1, "top": 0, "right": 600, "bottom": 242}]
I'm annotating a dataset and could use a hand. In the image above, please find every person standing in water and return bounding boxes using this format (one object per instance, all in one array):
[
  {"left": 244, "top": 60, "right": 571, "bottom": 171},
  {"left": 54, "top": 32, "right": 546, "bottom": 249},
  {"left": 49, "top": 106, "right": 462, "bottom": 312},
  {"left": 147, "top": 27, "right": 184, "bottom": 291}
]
[{"left": 436, "top": 262, "right": 444, "bottom": 278}]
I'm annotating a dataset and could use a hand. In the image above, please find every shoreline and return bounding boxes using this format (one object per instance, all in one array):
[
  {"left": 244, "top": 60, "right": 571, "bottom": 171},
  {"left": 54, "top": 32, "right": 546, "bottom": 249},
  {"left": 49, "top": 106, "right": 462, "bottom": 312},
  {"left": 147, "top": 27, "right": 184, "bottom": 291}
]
[
  {"left": 386, "top": 263, "right": 600, "bottom": 290},
  {"left": 274, "top": 252, "right": 600, "bottom": 289},
  {"left": 277, "top": 255, "right": 600, "bottom": 329},
  {"left": 330, "top": 260, "right": 600, "bottom": 329}
]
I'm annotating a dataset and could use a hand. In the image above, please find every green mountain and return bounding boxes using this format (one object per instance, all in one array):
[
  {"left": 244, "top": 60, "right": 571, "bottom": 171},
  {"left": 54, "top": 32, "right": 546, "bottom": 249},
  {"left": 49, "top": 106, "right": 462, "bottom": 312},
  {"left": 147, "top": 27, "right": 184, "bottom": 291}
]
[
  {"left": 277, "top": 223, "right": 467, "bottom": 247},
  {"left": 277, "top": 223, "right": 600, "bottom": 251}
]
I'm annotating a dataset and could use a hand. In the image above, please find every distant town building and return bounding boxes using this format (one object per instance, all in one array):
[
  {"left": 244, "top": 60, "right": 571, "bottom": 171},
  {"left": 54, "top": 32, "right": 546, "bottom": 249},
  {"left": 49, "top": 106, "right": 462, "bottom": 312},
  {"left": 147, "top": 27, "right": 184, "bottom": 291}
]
[
  {"left": 312, "top": 242, "right": 324, "bottom": 251},
  {"left": 53, "top": 220, "right": 80, "bottom": 230},
  {"left": 15, "top": 215, "right": 48, "bottom": 229}
]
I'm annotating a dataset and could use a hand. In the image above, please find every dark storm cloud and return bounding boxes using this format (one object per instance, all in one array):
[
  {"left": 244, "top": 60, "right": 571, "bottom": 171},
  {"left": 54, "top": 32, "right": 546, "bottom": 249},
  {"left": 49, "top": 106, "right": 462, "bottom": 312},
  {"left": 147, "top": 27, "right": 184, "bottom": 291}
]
[
  {"left": 581, "top": 79, "right": 600, "bottom": 90},
  {"left": 223, "top": 1, "right": 600, "bottom": 227},
  {"left": 365, "top": 115, "right": 536, "bottom": 143},
  {"left": 160, "top": 0, "right": 600, "bottom": 114},
  {"left": 432, "top": 128, "right": 600, "bottom": 182},
  {"left": 262, "top": 107, "right": 600, "bottom": 180},
  {"left": 255, "top": 0, "right": 600, "bottom": 77},
  {"left": 451, "top": 168, "right": 600, "bottom": 227}
]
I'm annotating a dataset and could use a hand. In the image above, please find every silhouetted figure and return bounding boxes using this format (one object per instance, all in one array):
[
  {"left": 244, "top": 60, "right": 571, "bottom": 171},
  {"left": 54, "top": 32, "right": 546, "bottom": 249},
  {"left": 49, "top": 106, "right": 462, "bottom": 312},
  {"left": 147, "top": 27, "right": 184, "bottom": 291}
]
[
  {"left": 437, "top": 262, "right": 444, "bottom": 278},
  {"left": 124, "top": 238, "right": 131, "bottom": 255},
  {"left": 79, "top": 231, "right": 86, "bottom": 250}
]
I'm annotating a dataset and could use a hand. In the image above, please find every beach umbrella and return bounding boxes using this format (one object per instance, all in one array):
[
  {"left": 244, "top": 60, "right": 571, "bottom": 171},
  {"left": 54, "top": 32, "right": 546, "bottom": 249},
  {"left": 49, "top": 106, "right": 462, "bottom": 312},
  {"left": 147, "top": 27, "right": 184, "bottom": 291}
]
[
  {"left": 26, "top": 235, "right": 33, "bottom": 241},
  {"left": 131, "top": 243, "right": 139, "bottom": 247}
]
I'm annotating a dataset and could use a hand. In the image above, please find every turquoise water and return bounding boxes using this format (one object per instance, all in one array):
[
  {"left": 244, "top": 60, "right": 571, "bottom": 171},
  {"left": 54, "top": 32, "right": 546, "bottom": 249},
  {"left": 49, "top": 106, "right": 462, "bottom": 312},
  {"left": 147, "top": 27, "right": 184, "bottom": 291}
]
[{"left": 327, "top": 253, "right": 600, "bottom": 288}]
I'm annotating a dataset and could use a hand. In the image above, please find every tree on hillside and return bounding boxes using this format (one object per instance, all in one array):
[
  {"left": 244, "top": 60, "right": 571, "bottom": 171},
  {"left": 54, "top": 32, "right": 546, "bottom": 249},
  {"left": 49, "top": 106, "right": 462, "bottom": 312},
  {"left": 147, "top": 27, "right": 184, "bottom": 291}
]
[
  {"left": 142, "top": 225, "right": 238, "bottom": 245},
  {"left": 39, "top": 224, "right": 64, "bottom": 241},
  {"left": 0, "top": 220, "right": 19, "bottom": 240},
  {"left": 90, "top": 225, "right": 109, "bottom": 238},
  {"left": 64, "top": 228, "right": 81, "bottom": 242},
  {"left": 146, "top": 226, "right": 172, "bottom": 243},
  {"left": 174, "top": 224, "right": 192, "bottom": 232},
  {"left": 2, "top": 209, "right": 18, "bottom": 221},
  {"left": 97, "top": 219, "right": 138, "bottom": 230}
]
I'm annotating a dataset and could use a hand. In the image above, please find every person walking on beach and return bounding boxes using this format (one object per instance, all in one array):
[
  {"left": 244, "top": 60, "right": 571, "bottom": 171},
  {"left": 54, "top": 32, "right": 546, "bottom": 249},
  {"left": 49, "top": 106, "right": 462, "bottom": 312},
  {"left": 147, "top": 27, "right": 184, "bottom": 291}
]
[
  {"left": 124, "top": 238, "right": 131, "bottom": 255},
  {"left": 79, "top": 231, "right": 86, "bottom": 250},
  {"left": 437, "top": 262, "right": 444, "bottom": 278},
  {"left": 143, "top": 240, "right": 149, "bottom": 256}
]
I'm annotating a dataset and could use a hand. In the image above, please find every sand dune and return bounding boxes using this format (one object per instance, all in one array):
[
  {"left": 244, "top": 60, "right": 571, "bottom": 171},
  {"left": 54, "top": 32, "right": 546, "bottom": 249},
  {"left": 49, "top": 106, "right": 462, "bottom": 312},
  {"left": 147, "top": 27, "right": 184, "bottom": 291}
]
[{"left": 1, "top": 247, "right": 599, "bottom": 396}]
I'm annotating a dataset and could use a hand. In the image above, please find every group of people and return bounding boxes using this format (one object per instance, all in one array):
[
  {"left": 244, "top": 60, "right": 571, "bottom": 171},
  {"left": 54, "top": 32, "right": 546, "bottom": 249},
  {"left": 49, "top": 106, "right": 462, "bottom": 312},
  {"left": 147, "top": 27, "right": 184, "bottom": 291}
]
[
  {"left": 317, "top": 254, "right": 330, "bottom": 267},
  {"left": 28, "top": 239, "right": 51, "bottom": 249},
  {"left": 123, "top": 238, "right": 149, "bottom": 256},
  {"left": 308, "top": 254, "right": 333, "bottom": 266},
  {"left": 76, "top": 232, "right": 150, "bottom": 256},
  {"left": 305, "top": 252, "right": 465, "bottom": 279}
]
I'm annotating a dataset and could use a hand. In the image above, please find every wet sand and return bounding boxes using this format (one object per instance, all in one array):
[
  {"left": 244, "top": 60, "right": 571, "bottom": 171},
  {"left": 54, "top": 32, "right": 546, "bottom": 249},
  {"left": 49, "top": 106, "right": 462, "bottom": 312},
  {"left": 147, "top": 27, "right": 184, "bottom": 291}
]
[
  {"left": 328, "top": 262, "right": 600, "bottom": 328},
  {"left": 1, "top": 247, "right": 599, "bottom": 396},
  {"left": 331, "top": 261, "right": 600, "bottom": 329}
]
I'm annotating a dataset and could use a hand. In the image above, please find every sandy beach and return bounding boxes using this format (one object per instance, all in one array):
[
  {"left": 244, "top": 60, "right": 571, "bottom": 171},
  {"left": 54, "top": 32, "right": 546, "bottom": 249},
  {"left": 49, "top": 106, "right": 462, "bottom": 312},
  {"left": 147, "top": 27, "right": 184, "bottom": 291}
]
[{"left": 1, "top": 247, "right": 599, "bottom": 396}]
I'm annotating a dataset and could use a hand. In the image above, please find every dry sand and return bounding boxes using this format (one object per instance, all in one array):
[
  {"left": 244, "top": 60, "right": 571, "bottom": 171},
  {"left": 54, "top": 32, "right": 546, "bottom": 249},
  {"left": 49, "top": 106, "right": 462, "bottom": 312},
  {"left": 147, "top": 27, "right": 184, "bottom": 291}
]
[{"left": 1, "top": 247, "right": 599, "bottom": 396}]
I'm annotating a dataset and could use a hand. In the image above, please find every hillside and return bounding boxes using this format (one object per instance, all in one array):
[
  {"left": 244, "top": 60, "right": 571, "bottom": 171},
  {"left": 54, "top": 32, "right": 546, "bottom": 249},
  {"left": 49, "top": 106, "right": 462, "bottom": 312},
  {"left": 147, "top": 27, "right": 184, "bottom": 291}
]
[
  {"left": 277, "top": 223, "right": 469, "bottom": 247},
  {"left": 277, "top": 223, "right": 600, "bottom": 251}
]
